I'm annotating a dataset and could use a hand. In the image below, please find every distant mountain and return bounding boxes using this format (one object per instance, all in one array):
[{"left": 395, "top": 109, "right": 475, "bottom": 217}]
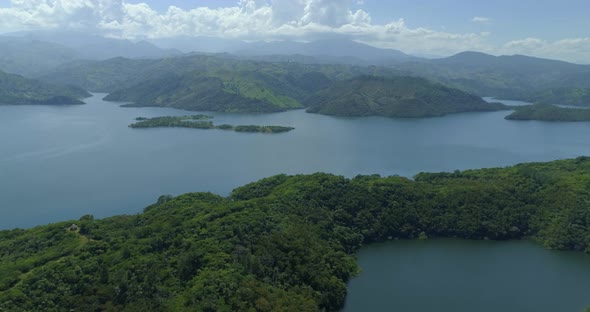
[
  {"left": 0, "top": 36, "right": 80, "bottom": 76},
  {"left": 235, "top": 38, "right": 417, "bottom": 65},
  {"left": 0, "top": 32, "right": 182, "bottom": 76},
  {"left": 0, "top": 70, "right": 90, "bottom": 105},
  {"left": 149, "top": 37, "right": 417, "bottom": 65},
  {"left": 394, "top": 52, "right": 590, "bottom": 103},
  {"left": 305, "top": 75, "right": 508, "bottom": 118},
  {"left": 38, "top": 54, "right": 402, "bottom": 93},
  {"left": 150, "top": 36, "right": 248, "bottom": 54},
  {"left": 10, "top": 31, "right": 182, "bottom": 60}
]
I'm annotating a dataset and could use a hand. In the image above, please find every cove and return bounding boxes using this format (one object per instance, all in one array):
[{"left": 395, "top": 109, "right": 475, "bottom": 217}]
[{"left": 344, "top": 239, "right": 590, "bottom": 312}]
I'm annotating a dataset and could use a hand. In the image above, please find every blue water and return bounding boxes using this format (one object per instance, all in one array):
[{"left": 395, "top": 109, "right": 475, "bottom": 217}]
[
  {"left": 344, "top": 239, "right": 590, "bottom": 312},
  {"left": 2, "top": 94, "right": 590, "bottom": 229}
]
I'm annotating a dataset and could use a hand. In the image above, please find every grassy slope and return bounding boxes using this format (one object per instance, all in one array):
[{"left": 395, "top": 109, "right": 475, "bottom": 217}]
[{"left": 2, "top": 158, "right": 590, "bottom": 311}]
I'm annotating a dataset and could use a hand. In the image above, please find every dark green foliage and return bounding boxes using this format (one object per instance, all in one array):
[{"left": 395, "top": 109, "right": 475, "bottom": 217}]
[
  {"left": 506, "top": 104, "right": 590, "bottom": 121},
  {"left": 305, "top": 75, "right": 509, "bottom": 118},
  {"left": 2, "top": 158, "right": 590, "bottom": 311},
  {"left": 233, "top": 125, "right": 295, "bottom": 133},
  {"left": 129, "top": 115, "right": 294, "bottom": 133},
  {"left": 129, "top": 115, "right": 214, "bottom": 129},
  {"left": 0, "top": 70, "right": 90, "bottom": 105}
]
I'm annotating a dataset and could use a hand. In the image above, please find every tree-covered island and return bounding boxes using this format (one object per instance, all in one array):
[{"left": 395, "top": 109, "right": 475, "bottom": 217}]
[{"left": 129, "top": 115, "right": 295, "bottom": 133}]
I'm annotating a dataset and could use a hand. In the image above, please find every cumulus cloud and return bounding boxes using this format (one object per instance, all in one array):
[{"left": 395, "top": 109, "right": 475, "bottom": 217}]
[
  {"left": 0, "top": 0, "right": 587, "bottom": 63},
  {"left": 472, "top": 16, "right": 493, "bottom": 23}
]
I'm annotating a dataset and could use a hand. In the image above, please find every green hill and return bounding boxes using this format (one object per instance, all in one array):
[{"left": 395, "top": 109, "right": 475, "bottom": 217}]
[
  {"left": 103, "top": 70, "right": 310, "bottom": 113},
  {"left": 2, "top": 157, "right": 590, "bottom": 311},
  {"left": 38, "top": 54, "right": 380, "bottom": 94},
  {"left": 305, "top": 75, "right": 508, "bottom": 118},
  {"left": 505, "top": 104, "right": 590, "bottom": 121},
  {"left": 0, "top": 70, "right": 90, "bottom": 105}
]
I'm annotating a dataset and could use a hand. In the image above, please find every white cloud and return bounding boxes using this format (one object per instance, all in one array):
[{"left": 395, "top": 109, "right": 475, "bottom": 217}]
[
  {"left": 0, "top": 0, "right": 587, "bottom": 63},
  {"left": 502, "top": 37, "right": 590, "bottom": 63},
  {"left": 472, "top": 16, "right": 492, "bottom": 23}
]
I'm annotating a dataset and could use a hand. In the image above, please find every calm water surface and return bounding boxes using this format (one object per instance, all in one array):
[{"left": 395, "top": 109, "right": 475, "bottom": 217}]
[
  {"left": 2, "top": 94, "right": 590, "bottom": 228},
  {"left": 344, "top": 239, "right": 590, "bottom": 312}
]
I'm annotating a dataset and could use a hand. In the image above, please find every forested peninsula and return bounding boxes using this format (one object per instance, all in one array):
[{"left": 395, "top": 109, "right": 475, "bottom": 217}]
[
  {"left": 129, "top": 115, "right": 294, "bottom": 133},
  {"left": 305, "top": 76, "right": 509, "bottom": 118},
  {"left": 1, "top": 157, "right": 590, "bottom": 311},
  {"left": 0, "top": 70, "right": 90, "bottom": 105},
  {"left": 505, "top": 104, "right": 590, "bottom": 121}
]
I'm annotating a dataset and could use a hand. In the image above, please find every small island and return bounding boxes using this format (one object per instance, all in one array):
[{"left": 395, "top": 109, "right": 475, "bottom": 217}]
[
  {"left": 129, "top": 115, "right": 294, "bottom": 133},
  {"left": 505, "top": 104, "right": 590, "bottom": 121}
]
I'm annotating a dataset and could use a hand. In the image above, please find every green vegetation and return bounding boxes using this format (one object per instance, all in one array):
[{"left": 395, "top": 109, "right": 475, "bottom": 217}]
[
  {"left": 506, "top": 104, "right": 590, "bottom": 121},
  {"left": 129, "top": 115, "right": 214, "bottom": 129},
  {"left": 234, "top": 125, "right": 295, "bottom": 133},
  {"left": 525, "top": 88, "right": 590, "bottom": 107},
  {"left": 2, "top": 157, "right": 590, "bottom": 311},
  {"left": 107, "top": 72, "right": 305, "bottom": 113},
  {"left": 129, "top": 115, "right": 294, "bottom": 133},
  {"left": 0, "top": 70, "right": 90, "bottom": 105},
  {"left": 306, "top": 76, "right": 508, "bottom": 118},
  {"left": 39, "top": 52, "right": 590, "bottom": 108}
]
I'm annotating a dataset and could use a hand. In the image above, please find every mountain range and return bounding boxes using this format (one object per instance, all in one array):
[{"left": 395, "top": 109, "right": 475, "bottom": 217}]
[{"left": 1, "top": 32, "right": 589, "bottom": 109}]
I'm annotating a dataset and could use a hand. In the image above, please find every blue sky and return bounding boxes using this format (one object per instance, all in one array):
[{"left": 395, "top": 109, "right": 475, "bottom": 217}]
[
  {"left": 0, "top": 0, "right": 588, "bottom": 62},
  {"left": 124, "top": 0, "right": 590, "bottom": 44}
]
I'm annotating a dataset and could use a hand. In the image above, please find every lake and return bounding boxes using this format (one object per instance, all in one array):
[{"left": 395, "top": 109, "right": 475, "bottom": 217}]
[
  {"left": 2, "top": 94, "right": 590, "bottom": 228},
  {"left": 344, "top": 239, "right": 590, "bottom": 312}
]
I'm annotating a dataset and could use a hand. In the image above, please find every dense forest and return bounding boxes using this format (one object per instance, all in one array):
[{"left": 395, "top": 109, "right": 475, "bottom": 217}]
[
  {"left": 1, "top": 157, "right": 590, "bottom": 311},
  {"left": 0, "top": 70, "right": 90, "bottom": 105},
  {"left": 305, "top": 75, "right": 508, "bottom": 118},
  {"left": 129, "top": 115, "right": 294, "bottom": 133},
  {"left": 505, "top": 104, "right": 590, "bottom": 121}
]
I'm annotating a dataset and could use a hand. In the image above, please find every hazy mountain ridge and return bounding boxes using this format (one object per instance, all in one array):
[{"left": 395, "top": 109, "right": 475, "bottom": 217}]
[
  {"left": 0, "top": 37, "right": 80, "bottom": 77},
  {"left": 0, "top": 32, "right": 182, "bottom": 77},
  {"left": 396, "top": 52, "right": 590, "bottom": 105}
]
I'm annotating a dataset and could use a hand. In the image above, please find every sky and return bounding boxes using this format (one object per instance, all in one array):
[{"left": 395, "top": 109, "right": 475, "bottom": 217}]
[{"left": 0, "top": 0, "right": 588, "bottom": 63}]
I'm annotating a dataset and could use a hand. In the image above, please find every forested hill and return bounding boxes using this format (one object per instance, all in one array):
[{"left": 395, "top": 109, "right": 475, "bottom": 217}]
[
  {"left": 103, "top": 70, "right": 318, "bottom": 113},
  {"left": 0, "top": 70, "right": 90, "bottom": 105},
  {"left": 2, "top": 157, "right": 590, "bottom": 311},
  {"left": 305, "top": 75, "right": 508, "bottom": 118}
]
